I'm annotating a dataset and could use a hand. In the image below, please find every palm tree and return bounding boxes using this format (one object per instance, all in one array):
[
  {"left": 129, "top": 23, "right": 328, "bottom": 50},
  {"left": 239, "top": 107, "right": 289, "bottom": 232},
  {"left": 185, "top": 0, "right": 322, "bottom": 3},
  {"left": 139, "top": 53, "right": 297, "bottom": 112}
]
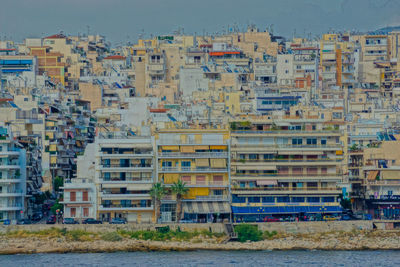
[
  {"left": 171, "top": 180, "right": 189, "bottom": 222},
  {"left": 149, "top": 182, "right": 166, "bottom": 223}
]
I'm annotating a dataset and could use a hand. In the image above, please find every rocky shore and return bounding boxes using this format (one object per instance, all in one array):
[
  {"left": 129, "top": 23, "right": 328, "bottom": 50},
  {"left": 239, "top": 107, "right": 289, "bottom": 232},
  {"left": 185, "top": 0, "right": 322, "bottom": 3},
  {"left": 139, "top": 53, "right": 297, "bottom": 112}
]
[{"left": 1, "top": 230, "right": 400, "bottom": 254}]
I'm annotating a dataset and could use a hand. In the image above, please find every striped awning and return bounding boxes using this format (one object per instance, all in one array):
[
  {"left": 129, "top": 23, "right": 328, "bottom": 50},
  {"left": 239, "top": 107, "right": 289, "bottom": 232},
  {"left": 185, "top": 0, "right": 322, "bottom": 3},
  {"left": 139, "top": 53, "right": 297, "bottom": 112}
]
[{"left": 183, "top": 201, "right": 231, "bottom": 214}]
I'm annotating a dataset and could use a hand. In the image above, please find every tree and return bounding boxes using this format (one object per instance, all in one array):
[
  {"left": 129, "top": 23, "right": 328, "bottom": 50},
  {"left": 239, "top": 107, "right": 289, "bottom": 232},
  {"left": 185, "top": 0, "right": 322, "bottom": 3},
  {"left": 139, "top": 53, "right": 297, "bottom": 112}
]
[
  {"left": 171, "top": 180, "right": 189, "bottom": 222},
  {"left": 149, "top": 182, "right": 167, "bottom": 223},
  {"left": 54, "top": 176, "right": 64, "bottom": 193}
]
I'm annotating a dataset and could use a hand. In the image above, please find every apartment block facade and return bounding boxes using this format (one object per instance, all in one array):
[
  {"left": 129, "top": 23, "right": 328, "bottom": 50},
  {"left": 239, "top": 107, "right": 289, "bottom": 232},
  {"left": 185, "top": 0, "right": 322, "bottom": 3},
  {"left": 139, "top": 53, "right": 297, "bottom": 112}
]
[
  {"left": 95, "top": 133, "right": 154, "bottom": 223},
  {"left": 230, "top": 119, "right": 343, "bottom": 222},
  {"left": 0, "top": 127, "right": 26, "bottom": 222},
  {"left": 156, "top": 129, "right": 231, "bottom": 223}
]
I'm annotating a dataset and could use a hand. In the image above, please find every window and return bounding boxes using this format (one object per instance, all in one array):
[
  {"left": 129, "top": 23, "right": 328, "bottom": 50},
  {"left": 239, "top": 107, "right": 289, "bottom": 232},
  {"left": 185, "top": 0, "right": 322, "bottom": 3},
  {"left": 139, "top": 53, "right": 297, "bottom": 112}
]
[
  {"left": 248, "top": 197, "right": 260, "bottom": 203},
  {"left": 307, "top": 197, "right": 320, "bottom": 203},
  {"left": 83, "top": 208, "right": 89, "bottom": 217},
  {"left": 70, "top": 192, "right": 76, "bottom": 202},
  {"left": 322, "top": 197, "right": 334, "bottom": 202},
  {"left": 213, "top": 175, "right": 223, "bottom": 185},
  {"left": 196, "top": 176, "right": 206, "bottom": 185},
  {"left": 292, "top": 138, "right": 303, "bottom": 145},
  {"left": 249, "top": 154, "right": 258, "bottom": 160},
  {"left": 82, "top": 191, "right": 88, "bottom": 201},
  {"left": 181, "top": 161, "right": 191, "bottom": 168},
  {"left": 70, "top": 208, "right": 76, "bottom": 217},
  {"left": 292, "top": 197, "right": 305, "bottom": 202},
  {"left": 277, "top": 196, "right": 290, "bottom": 203},
  {"left": 306, "top": 138, "right": 317, "bottom": 145},
  {"left": 181, "top": 176, "right": 191, "bottom": 184},
  {"left": 262, "top": 197, "right": 274, "bottom": 203},
  {"left": 232, "top": 195, "right": 246, "bottom": 203},
  {"left": 321, "top": 139, "right": 327, "bottom": 145}
]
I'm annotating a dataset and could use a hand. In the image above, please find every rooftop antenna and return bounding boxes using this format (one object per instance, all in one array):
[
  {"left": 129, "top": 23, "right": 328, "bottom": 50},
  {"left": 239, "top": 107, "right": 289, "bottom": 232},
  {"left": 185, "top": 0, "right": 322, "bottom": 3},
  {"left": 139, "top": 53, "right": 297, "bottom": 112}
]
[{"left": 87, "top": 25, "right": 90, "bottom": 37}]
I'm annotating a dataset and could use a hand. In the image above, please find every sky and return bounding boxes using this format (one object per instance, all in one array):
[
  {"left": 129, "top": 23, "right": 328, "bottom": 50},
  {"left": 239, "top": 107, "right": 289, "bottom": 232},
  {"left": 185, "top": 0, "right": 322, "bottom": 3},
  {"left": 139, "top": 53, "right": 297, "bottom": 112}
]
[{"left": 1, "top": 0, "right": 400, "bottom": 45}]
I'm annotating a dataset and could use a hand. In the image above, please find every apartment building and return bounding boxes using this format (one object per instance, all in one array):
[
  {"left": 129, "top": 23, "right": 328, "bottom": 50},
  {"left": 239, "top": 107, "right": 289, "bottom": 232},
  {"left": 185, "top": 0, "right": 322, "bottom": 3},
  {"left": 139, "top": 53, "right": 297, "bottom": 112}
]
[
  {"left": 362, "top": 138, "right": 400, "bottom": 219},
  {"left": 230, "top": 118, "right": 343, "bottom": 222},
  {"left": 0, "top": 127, "right": 27, "bottom": 222},
  {"left": 156, "top": 129, "right": 231, "bottom": 223},
  {"left": 61, "top": 178, "right": 96, "bottom": 221},
  {"left": 95, "top": 133, "right": 154, "bottom": 223}
]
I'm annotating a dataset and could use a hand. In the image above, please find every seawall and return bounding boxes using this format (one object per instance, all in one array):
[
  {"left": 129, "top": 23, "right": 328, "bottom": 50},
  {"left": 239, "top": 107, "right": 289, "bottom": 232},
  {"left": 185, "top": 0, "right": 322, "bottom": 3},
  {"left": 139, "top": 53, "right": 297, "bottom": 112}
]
[{"left": 0, "top": 220, "right": 374, "bottom": 234}]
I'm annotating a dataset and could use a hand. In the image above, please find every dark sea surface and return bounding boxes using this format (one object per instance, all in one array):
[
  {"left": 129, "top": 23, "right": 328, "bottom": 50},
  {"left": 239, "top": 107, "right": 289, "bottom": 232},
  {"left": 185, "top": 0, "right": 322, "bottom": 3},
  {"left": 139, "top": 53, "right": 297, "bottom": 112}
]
[{"left": 1, "top": 250, "right": 400, "bottom": 266}]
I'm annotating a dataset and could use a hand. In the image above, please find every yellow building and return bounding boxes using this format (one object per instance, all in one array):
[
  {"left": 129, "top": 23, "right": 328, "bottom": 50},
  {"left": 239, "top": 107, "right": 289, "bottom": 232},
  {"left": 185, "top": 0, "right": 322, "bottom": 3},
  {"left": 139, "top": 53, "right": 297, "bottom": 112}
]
[{"left": 155, "top": 128, "right": 231, "bottom": 223}]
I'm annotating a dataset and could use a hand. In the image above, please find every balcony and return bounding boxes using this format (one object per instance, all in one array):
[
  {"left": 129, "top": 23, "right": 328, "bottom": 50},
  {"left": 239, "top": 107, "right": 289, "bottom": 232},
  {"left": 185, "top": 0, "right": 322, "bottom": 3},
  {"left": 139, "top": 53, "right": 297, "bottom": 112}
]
[
  {"left": 159, "top": 167, "right": 228, "bottom": 173},
  {"left": 99, "top": 205, "right": 153, "bottom": 211},
  {"left": 0, "top": 204, "right": 23, "bottom": 211},
  {"left": 99, "top": 164, "right": 153, "bottom": 172},
  {"left": 158, "top": 152, "right": 229, "bottom": 159},
  {"left": 165, "top": 181, "right": 229, "bottom": 188},
  {"left": 187, "top": 195, "right": 229, "bottom": 202},
  {"left": 100, "top": 152, "right": 153, "bottom": 159},
  {"left": 232, "top": 173, "right": 342, "bottom": 181},
  {"left": 0, "top": 163, "right": 20, "bottom": 169},
  {"left": 60, "top": 197, "right": 93, "bottom": 204},
  {"left": 100, "top": 192, "right": 151, "bottom": 200},
  {"left": 0, "top": 151, "right": 20, "bottom": 157},
  {"left": 231, "top": 186, "right": 341, "bottom": 195},
  {"left": 231, "top": 130, "right": 340, "bottom": 136},
  {"left": 232, "top": 158, "right": 341, "bottom": 166},
  {"left": 101, "top": 178, "right": 153, "bottom": 184},
  {"left": 0, "top": 178, "right": 21, "bottom": 183},
  {"left": 231, "top": 143, "right": 342, "bottom": 152},
  {"left": 0, "top": 189, "right": 24, "bottom": 197}
]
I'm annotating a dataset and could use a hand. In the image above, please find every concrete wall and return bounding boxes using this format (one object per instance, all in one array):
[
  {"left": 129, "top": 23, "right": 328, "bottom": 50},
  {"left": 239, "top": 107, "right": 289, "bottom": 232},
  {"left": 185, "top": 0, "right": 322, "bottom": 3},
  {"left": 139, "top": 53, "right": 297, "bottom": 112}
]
[
  {"left": 255, "top": 220, "right": 373, "bottom": 234},
  {"left": 0, "top": 221, "right": 374, "bottom": 234}
]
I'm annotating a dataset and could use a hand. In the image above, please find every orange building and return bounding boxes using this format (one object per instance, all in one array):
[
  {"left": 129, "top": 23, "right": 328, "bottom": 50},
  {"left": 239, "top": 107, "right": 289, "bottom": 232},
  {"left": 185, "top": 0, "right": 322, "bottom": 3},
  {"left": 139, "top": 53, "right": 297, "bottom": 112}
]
[{"left": 29, "top": 46, "right": 66, "bottom": 86}]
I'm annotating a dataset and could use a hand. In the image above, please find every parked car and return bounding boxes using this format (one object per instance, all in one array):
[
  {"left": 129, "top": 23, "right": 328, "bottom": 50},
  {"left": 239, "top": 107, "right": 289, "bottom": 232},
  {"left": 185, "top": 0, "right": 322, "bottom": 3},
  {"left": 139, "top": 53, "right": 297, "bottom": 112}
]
[
  {"left": 46, "top": 215, "right": 56, "bottom": 224},
  {"left": 263, "top": 216, "right": 280, "bottom": 222},
  {"left": 341, "top": 214, "right": 352, "bottom": 221},
  {"left": 109, "top": 218, "right": 126, "bottom": 224},
  {"left": 323, "top": 215, "right": 339, "bottom": 221},
  {"left": 63, "top": 218, "right": 79, "bottom": 224},
  {"left": 17, "top": 219, "right": 32, "bottom": 225},
  {"left": 179, "top": 219, "right": 195, "bottom": 223},
  {"left": 32, "top": 213, "right": 43, "bottom": 222},
  {"left": 0, "top": 219, "right": 10, "bottom": 225},
  {"left": 82, "top": 218, "right": 102, "bottom": 224}
]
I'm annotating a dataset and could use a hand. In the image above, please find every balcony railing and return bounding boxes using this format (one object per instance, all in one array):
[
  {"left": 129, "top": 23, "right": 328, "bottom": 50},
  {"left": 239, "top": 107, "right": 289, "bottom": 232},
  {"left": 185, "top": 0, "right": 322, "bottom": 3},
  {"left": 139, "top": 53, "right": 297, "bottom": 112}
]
[
  {"left": 101, "top": 164, "right": 152, "bottom": 168},
  {"left": 232, "top": 186, "right": 339, "bottom": 192},
  {"left": 233, "top": 158, "right": 341, "bottom": 163},
  {"left": 165, "top": 181, "right": 229, "bottom": 187},
  {"left": 232, "top": 144, "right": 341, "bottom": 149},
  {"left": 232, "top": 172, "right": 342, "bottom": 178},
  {"left": 160, "top": 167, "right": 228, "bottom": 172},
  {"left": 231, "top": 130, "right": 340, "bottom": 134},
  {"left": 158, "top": 152, "right": 229, "bottom": 158}
]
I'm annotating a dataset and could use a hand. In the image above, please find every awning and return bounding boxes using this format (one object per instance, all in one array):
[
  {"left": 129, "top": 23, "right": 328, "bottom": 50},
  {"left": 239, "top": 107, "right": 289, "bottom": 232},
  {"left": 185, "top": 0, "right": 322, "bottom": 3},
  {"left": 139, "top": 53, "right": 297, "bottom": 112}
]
[
  {"left": 161, "top": 146, "right": 179, "bottom": 151},
  {"left": 194, "top": 145, "right": 209, "bottom": 150},
  {"left": 256, "top": 180, "right": 278, "bottom": 186},
  {"left": 279, "top": 151, "right": 323, "bottom": 155},
  {"left": 367, "top": 170, "right": 379, "bottom": 181},
  {"left": 211, "top": 159, "right": 226, "bottom": 168},
  {"left": 183, "top": 201, "right": 231, "bottom": 214},
  {"left": 210, "top": 145, "right": 227, "bottom": 150},
  {"left": 180, "top": 146, "right": 195, "bottom": 153},
  {"left": 195, "top": 158, "right": 209, "bottom": 167}
]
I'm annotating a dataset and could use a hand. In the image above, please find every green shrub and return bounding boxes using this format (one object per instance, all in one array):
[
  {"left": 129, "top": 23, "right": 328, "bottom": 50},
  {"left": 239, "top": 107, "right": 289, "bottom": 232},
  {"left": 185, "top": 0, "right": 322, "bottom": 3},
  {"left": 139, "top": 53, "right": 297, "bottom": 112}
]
[
  {"left": 235, "top": 224, "right": 263, "bottom": 242},
  {"left": 67, "top": 229, "right": 92, "bottom": 241},
  {"left": 102, "top": 232, "right": 122, "bottom": 242},
  {"left": 263, "top": 230, "right": 278, "bottom": 240},
  {"left": 156, "top": 226, "right": 170, "bottom": 233}
]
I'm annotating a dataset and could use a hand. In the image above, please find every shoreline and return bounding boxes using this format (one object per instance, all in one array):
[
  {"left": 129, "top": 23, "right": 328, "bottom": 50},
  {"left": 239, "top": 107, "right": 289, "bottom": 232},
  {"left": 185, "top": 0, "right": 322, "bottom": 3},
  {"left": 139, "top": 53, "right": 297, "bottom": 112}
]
[{"left": 2, "top": 230, "right": 400, "bottom": 254}]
